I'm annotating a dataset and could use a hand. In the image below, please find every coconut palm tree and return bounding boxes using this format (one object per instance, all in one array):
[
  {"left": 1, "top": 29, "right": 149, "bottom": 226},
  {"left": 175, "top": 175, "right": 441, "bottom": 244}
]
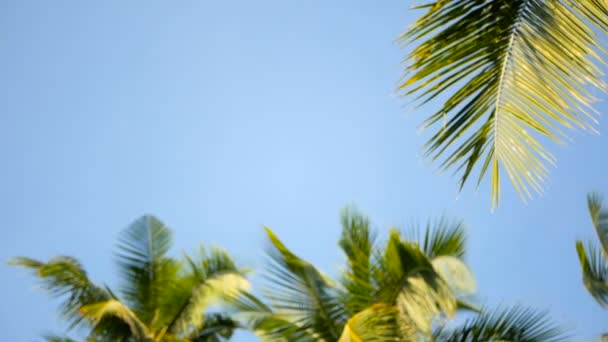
[
  {"left": 401, "top": 1, "right": 608, "bottom": 207},
  {"left": 576, "top": 193, "right": 608, "bottom": 309},
  {"left": 232, "top": 207, "right": 565, "bottom": 341},
  {"left": 10, "top": 215, "right": 249, "bottom": 342}
]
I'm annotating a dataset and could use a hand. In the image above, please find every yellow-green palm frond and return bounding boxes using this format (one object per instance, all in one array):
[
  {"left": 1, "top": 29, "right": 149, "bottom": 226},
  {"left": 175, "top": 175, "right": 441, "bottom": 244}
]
[
  {"left": 9, "top": 256, "right": 110, "bottom": 329},
  {"left": 374, "top": 230, "right": 458, "bottom": 336},
  {"left": 402, "top": 0, "right": 605, "bottom": 208},
  {"left": 337, "top": 304, "right": 402, "bottom": 342},
  {"left": 80, "top": 299, "right": 150, "bottom": 340}
]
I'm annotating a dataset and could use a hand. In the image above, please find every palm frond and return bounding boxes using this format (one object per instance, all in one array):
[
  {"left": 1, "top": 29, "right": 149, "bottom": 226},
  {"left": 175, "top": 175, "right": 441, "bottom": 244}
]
[
  {"left": 167, "top": 273, "right": 249, "bottom": 338},
  {"left": 435, "top": 305, "right": 567, "bottom": 341},
  {"left": 576, "top": 240, "right": 608, "bottom": 308},
  {"left": 42, "top": 334, "right": 76, "bottom": 342},
  {"left": 230, "top": 291, "right": 314, "bottom": 342},
  {"left": 568, "top": 0, "right": 608, "bottom": 32},
  {"left": 588, "top": 192, "right": 608, "bottom": 255},
  {"left": 337, "top": 304, "right": 402, "bottom": 342},
  {"left": 375, "top": 230, "right": 457, "bottom": 335},
  {"left": 402, "top": 0, "right": 604, "bottom": 207},
  {"left": 190, "top": 313, "right": 240, "bottom": 342},
  {"left": 431, "top": 256, "right": 476, "bottom": 297},
  {"left": 9, "top": 256, "right": 110, "bottom": 328},
  {"left": 404, "top": 217, "right": 467, "bottom": 259},
  {"left": 263, "top": 227, "right": 346, "bottom": 341},
  {"left": 338, "top": 207, "right": 377, "bottom": 315},
  {"left": 80, "top": 299, "right": 150, "bottom": 340},
  {"left": 115, "top": 214, "right": 177, "bottom": 324}
]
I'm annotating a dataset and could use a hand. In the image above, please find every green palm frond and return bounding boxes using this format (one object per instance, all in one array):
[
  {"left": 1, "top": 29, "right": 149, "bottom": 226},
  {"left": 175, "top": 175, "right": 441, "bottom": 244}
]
[
  {"left": 190, "top": 313, "right": 240, "bottom": 342},
  {"left": 9, "top": 256, "right": 110, "bottom": 328},
  {"left": 576, "top": 240, "right": 608, "bottom": 308},
  {"left": 402, "top": 0, "right": 605, "bottom": 207},
  {"left": 42, "top": 334, "right": 76, "bottom": 342},
  {"left": 338, "top": 207, "right": 376, "bottom": 315},
  {"left": 435, "top": 305, "right": 567, "bottom": 341},
  {"left": 405, "top": 218, "right": 467, "bottom": 259},
  {"left": 588, "top": 192, "right": 608, "bottom": 254},
  {"left": 167, "top": 273, "right": 249, "bottom": 338},
  {"left": 230, "top": 291, "right": 315, "bottom": 341},
  {"left": 116, "top": 215, "right": 178, "bottom": 324},
  {"left": 375, "top": 230, "right": 457, "bottom": 335},
  {"left": 263, "top": 227, "right": 346, "bottom": 341}
]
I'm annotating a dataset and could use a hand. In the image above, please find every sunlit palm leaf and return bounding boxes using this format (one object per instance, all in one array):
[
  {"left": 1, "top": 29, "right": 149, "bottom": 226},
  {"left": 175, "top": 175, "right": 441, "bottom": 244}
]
[
  {"left": 337, "top": 304, "right": 401, "bottom": 342},
  {"left": 163, "top": 245, "right": 247, "bottom": 337},
  {"left": 116, "top": 215, "right": 178, "bottom": 324},
  {"left": 435, "top": 305, "right": 567, "bottom": 341},
  {"left": 431, "top": 256, "right": 476, "bottom": 296},
  {"left": 80, "top": 299, "right": 150, "bottom": 340},
  {"left": 576, "top": 240, "right": 608, "bottom": 308},
  {"left": 375, "top": 230, "right": 457, "bottom": 335},
  {"left": 9, "top": 256, "right": 110, "bottom": 328},
  {"left": 168, "top": 273, "right": 249, "bottom": 338},
  {"left": 402, "top": 0, "right": 604, "bottom": 207},
  {"left": 263, "top": 227, "right": 346, "bottom": 341}
]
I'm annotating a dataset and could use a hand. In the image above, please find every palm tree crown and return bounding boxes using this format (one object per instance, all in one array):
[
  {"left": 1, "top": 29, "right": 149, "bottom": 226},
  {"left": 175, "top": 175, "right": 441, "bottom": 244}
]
[
  {"left": 232, "top": 207, "right": 565, "bottom": 341},
  {"left": 11, "top": 215, "right": 249, "bottom": 342}
]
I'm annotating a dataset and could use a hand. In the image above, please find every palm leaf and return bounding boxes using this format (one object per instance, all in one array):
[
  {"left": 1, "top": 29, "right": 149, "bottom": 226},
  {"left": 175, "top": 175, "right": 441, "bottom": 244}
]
[
  {"left": 80, "top": 299, "right": 150, "bottom": 340},
  {"left": 588, "top": 192, "right": 608, "bottom": 255},
  {"left": 576, "top": 240, "right": 608, "bottom": 308},
  {"left": 167, "top": 273, "right": 249, "bottom": 338},
  {"left": 9, "top": 256, "right": 110, "bottom": 328},
  {"left": 375, "top": 230, "right": 457, "bottom": 336},
  {"left": 161, "top": 245, "right": 246, "bottom": 337},
  {"left": 115, "top": 214, "right": 177, "bottom": 324},
  {"left": 402, "top": 0, "right": 604, "bottom": 207},
  {"left": 337, "top": 304, "right": 401, "bottom": 342},
  {"left": 435, "top": 305, "right": 567, "bottom": 341},
  {"left": 262, "top": 227, "right": 346, "bottom": 341},
  {"left": 338, "top": 207, "right": 377, "bottom": 315},
  {"left": 190, "top": 313, "right": 240, "bottom": 342},
  {"left": 404, "top": 217, "right": 467, "bottom": 259},
  {"left": 230, "top": 291, "right": 315, "bottom": 341}
]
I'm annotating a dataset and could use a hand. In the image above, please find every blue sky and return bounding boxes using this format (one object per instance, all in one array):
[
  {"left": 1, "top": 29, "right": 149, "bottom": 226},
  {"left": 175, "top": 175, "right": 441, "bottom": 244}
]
[{"left": 2, "top": 1, "right": 608, "bottom": 340}]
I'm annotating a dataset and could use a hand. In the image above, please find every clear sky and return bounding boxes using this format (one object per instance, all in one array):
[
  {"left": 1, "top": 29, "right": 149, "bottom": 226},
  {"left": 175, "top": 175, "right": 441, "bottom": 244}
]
[{"left": 2, "top": 1, "right": 608, "bottom": 341}]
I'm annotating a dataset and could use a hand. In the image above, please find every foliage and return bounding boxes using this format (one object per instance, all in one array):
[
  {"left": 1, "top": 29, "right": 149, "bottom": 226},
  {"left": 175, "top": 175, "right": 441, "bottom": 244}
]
[
  {"left": 401, "top": 0, "right": 608, "bottom": 207},
  {"left": 233, "top": 207, "right": 564, "bottom": 341},
  {"left": 11, "top": 215, "right": 248, "bottom": 342}
]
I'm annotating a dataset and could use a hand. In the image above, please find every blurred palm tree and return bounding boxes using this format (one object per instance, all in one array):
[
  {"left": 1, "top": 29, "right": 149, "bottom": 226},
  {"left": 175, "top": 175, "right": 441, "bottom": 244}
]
[
  {"left": 576, "top": 193, "right": 608, "bottom": 307},
  {"left": 232, "top": 208, "right": 565, "bottom": 341},
  {"left": 402, "top": 0, "right": 608, "bottom": 207},
  {"left": 11, "top": 215, "right": 248, "bottom": 342}
]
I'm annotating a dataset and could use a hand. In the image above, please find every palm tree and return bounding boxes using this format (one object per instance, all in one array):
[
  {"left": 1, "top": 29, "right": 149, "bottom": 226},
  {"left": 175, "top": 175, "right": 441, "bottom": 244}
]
[
  {"left": 401, "top": 1, "right": 608, "bottom": 207},
  {"left": 10, "top": 215, "right": 249, "bottom": 342},
  {"left": 576, "top": 193, "right": 608, "bottom": 309},
  {"left": 232, "top": 207, "right": 565, "bottom": 341}
]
